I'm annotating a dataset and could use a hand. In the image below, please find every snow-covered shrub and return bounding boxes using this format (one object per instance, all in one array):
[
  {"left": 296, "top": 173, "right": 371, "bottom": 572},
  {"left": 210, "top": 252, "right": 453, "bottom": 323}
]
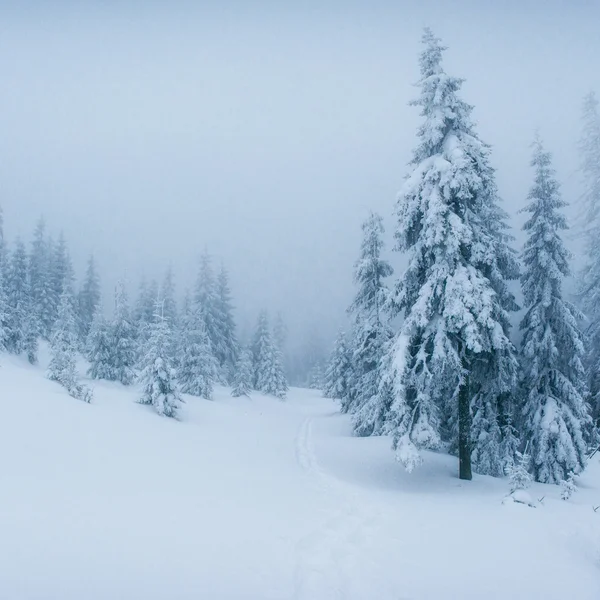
[{"left": 560, "top": 473, "right": 578, "bottom": 500}]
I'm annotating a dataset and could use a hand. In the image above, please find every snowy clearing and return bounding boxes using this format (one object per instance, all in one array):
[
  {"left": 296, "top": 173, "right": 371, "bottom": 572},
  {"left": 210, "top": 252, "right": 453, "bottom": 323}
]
[{"left": 1, "top": 354, "right": 599, "bottom": 600}]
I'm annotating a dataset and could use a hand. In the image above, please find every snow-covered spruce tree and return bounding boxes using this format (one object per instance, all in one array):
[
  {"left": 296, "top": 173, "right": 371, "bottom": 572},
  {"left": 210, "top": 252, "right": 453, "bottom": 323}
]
[
  {"left": 0, "top": 260, "right": 9, "bottom": 353},
  {"left": 252, "top": 311, "right": 288, "bottom": 398},
  {"left": 214, "top": 263, "right": 239, "bottom": 382},
  {"left": 577, "top": 92, "right": 600, "bottom": 424},
  {"left": 138, "top": 301, "right": 182, "bottom": 418},
  {"left": 231, "top": 347, "right": 253, "bottom": 397},
  {"left": 519, "top": 137, "right": 593, "bottom": 484},
  {"left": 273, "top": 312, "right": 289, "bottom": 376},
  {"left": 51, "top": 233, "right": 75, "bottom": 317},
  {"left": 194, "top": 252, "right": 217, "bottom": 333},
  {"left": 160, "top": 266, "right": 177, "bottom": 326},
  {"left": 560, "top": 472, "right": 578, "bottom": 500},
  {"left": 134, "top": 277, "right": 158, "bottom": 346},
  {"left": 385, "top": 29, "right": 519, "bottom": 479},
  {"left": 178, "top": 304, "right": 218, "bottom": 400},
  {"left": 6, "top": 239, "right": 35, "bottom": 357},
  {"left": 29, "top": 218, "right": 55, "bottom": 338},
  {"left": 108, "top": 281, "right": 137, "bottom": 385},
  {"left": 160, "top": 266, "right": 179, "bottom": 361},
  {"left": 86, "top": 306, "right": 114, "bottom": 380},
  {"left": 308, "top": 361, "right": 324, "bottom": 390},
  {"left": 77, "top": 254, "right": 101, "bottom": 342},
  {"left": 48, "top": 292, "right": 92, "bottom": 402},
  {"left": 323, "top": 329, "right": 353, "bottom": 401},
  {"left": 0, "top": 208, "right": 8, "bottom": 351},
  {"left": 506, "top": 449, "right": 532, "bottom": 494},
  {"left": 273, "top": 312, "right": 287, "bottom": 354},
  {"left": 346, "top": 211, "right": 394, "bottom": 437}
]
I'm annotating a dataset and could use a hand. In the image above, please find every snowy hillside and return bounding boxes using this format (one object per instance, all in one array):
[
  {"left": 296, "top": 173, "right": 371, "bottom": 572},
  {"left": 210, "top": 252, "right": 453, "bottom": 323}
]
[{"left": 1, "top": 353, "right": 599, "bottom": 600}]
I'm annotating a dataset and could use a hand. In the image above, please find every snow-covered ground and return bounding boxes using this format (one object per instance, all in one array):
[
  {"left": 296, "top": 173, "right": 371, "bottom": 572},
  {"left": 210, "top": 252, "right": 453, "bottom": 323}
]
[{"left": 1, "top": 352, "right": 599, "bottom": 600}]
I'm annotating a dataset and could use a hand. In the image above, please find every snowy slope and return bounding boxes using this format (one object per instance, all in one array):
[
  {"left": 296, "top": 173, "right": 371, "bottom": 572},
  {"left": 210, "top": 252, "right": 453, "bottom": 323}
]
[{"left": 0, "top": 353, "right": 599, "bottom": 600}]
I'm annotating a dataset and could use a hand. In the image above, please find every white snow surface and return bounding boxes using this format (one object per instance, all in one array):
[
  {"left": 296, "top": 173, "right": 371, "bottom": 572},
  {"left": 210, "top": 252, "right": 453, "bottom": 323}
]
[{"left": 1, "top": 351, "right": 600, "bottom": 600}]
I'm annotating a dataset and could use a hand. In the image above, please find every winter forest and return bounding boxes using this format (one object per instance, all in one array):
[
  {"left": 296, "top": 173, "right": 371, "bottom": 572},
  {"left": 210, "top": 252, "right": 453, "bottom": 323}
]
[{"left": 2, "top": 7, "right": 600, "bottom": 600}]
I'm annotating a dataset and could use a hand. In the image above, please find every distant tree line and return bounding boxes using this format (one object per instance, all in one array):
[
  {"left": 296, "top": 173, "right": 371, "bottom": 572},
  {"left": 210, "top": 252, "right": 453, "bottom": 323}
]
[{"left": 0, "top": 215, "right": 289, "bottom": 415}]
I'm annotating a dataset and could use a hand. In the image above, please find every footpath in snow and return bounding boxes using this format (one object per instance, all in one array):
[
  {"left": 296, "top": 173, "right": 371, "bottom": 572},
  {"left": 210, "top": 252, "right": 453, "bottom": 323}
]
[{"left": 0, "top": 353, "right": 599, "bottom": 600}]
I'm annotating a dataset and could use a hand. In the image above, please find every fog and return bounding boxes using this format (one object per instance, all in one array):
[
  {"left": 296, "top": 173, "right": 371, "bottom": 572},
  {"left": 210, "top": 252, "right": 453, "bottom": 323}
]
[{"left": 0, "top": 0, "right": 598, "bottom": 349}]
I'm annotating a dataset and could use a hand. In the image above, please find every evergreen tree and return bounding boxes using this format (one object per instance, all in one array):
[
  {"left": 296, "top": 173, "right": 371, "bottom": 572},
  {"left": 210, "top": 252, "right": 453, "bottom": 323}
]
[
  {"left": 273, "top": 312, "right": 288, "bottom": 375},
  {"left": 214, "top": 263, "right": 239, "bottom": 381},
  {"left": 506, "top": 450, "right": 532, "bottom": 494},
  {"left": 77, "top": 254, "right": 101, "bottom": 341},
  {"left": 160, "top": 266, "right": 177, "bottom": 325},
  {"left": 560, "top": 472, "right": 578, "bottom": 500},
  {"left": 194, "top": 251, "right": 224, "bottom": 377},
  {"left": 178, "top": 303, "right": 218, "bottom": 400},
  {"left": 346, "top": 212, "right": 394, "bottom": 437},
  {"left": 6, "top": 240, "right": 33, "bottom": 356},
  {"left": 138, "top": 301, "right": 182, "bottom": 418},
  {"left": 134, "top": 277, "right": 148, "bottom": 324},
  {"left": 29, "top": 218, "right": 55, "bottom": 338},
  {"left": 0, "top": 205, "right": 5, "bottom": 267},
  {"left": 323, "top": 329, "right": 353, "bottom": 401},
  {"left": 273, "top": 312, "right": 287, "bottom": 354},
  {"left": 108, "top": 281, "right": 137, "bottom": 385},
  {"left": 134, "top": 277, "right": 159, "bottom": 344},
  {"left": 0, "top": 272, "right": 8, "bottom": 353},
  {"left": 308, "top": 361, "right": 324, "bottom": 390},
  {"left": 231, "top": 348, "right": 253, "bottom": 397},
  {"left": 48, "top": 292, "right": 92, "bottom": 402},
  {"left": 577, "top": 91, "right": 600, "bottom": 424},
  {"left": 252, "top": 311, "right": 288, "bottom": 399},
  {"left": 0, "top": 207, "right": 9, "bottom": 351},
  {"left": 51, "top": 233, "right": 75, "bottom": 310},
  {"left": 385, "top": 30, "right": 519, "bottom": 479},
  {"left": 519, "top": 137, "right": 592, "bottom": 484},
  {"left": 86, "top": 306, "right": 113, "bottom": 380}
]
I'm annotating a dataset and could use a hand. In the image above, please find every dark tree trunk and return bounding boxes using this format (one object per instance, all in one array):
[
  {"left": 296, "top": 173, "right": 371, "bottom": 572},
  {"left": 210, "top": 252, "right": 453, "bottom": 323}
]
[{"left": 458, "top": 370, "right": 472, "bottom": 481}]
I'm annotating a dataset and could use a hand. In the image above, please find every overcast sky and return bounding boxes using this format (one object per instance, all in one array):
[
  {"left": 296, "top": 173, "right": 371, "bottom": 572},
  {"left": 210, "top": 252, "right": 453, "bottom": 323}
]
[{"left": 0, "top": 0, "right": 598, "bottom": 349}]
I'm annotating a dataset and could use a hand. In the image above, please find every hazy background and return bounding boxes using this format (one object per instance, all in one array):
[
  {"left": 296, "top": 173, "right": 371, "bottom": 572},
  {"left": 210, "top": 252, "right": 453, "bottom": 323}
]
[{"left": 0, "top": 0, "right": 598, "bottom": 351}]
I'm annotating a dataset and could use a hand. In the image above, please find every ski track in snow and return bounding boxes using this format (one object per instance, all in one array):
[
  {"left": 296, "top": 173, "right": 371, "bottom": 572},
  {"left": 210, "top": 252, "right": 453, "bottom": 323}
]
[{"left": 293, "top": 417, "right": 381, "bottom": 600}]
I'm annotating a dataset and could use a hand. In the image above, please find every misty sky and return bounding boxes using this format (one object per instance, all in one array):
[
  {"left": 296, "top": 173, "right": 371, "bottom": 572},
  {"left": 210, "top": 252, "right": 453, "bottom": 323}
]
[{"left": 0, "top": 1, "right": 598, "bottom": 350}]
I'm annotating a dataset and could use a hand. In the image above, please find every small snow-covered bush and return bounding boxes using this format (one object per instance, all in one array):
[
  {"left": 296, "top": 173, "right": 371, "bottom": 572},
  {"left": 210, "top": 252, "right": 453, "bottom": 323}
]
[
  {"left": 506, "top": 450, "right": 532, "bottom": 494},
  {"left": 560, "top": 472, "right": 578, "bottom": 500}
]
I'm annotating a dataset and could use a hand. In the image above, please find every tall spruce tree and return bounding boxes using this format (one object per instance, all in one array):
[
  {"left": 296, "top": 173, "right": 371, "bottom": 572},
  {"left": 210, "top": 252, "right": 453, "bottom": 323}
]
[
  {"left": 29, "top": 218, "right": 55, "bottom": 338},
  {"left": 51, "top": 233, "right": 75, "bottom": 313},
  {"left": 577, "top": 91, "right": 600, "bottom": 424},
  {"left": 0, "top": 207, "right": 7, "bottom": 349},
  {"left": 231, "top": 347, "right": 253, "bottom": 397},
  {"left": 0, "top": 260, "right": 9, "bottom": 353},
  {"left": 48, "top": 291, "right": 92, "bottom": 402},
  {"left": 252, "top": 311, "right": 288, "bottom": 399},
  {"left": 108, "top": 281, "right": 137, "bottom": 385},
  {"left": 346, "top": 212, "right": 394, "bottom": 437},
  {"left": 214, "top": 263, "right": 239, "bottom": 382},
  {"left": 194, "top": 251, "right": 224, "bottom": 375},
  {"left": 0, "top": 205, "right": 5, "bottom": 267},
  {"left": 86, "top": 306, "right": 113, "bottom": 380},
  {"left": 323, "top": 329, "right": 353, "bottom": 401},
  {"left": 273, "top": 312, "right": 289, "bottom": 376},
  {"left": 138, "top": 301, "right": 182, "bottom": 418},
  {"left": 178, "top": 304, "right": 218, "bottom": 400},
  {"left": 520, "top": 137, "right": 593, "bottom": 483},
  {"left": 134, "top": 277, "right": 159, "bottom": 345},
  {"left": 78, "top": 254, "right": 101, "bottom": 341},
  {"left": 385, "top": 29, "right": 519, "bottom": 478},
  {"left": 160, "top": 266, "right": 177, "bottom": 326},
  {"left": 6, "top": 240, "right": 35, "bottom": 358}
]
